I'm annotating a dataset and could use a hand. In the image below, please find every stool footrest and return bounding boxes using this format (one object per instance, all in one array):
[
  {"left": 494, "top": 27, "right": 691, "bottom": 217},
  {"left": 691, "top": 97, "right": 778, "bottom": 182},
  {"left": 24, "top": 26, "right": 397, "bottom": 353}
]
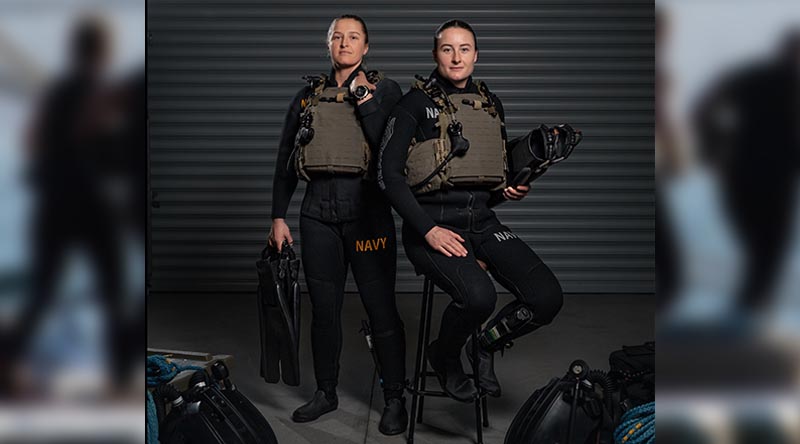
[
  {"left": 407, "top": 387, "right": 492, "bottom": 400},
  {"left": 407, "top": 389, "right": 449, "bottom": 397},
  {"left": 419, "top": 371, "right": 478, "bottom": 379}
]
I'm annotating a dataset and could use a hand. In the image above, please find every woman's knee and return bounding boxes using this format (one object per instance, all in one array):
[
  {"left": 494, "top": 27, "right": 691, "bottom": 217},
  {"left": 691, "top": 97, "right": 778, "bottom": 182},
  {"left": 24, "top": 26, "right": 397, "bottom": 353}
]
[
  {"left": 367, "top": 307, "right": 405, "bottom": 336},
  {"left": 462, "top": 279, "right": 497, "bottom": 321},
  {"left": 526, "top": 263, "right": 563, "bottom": 324}
]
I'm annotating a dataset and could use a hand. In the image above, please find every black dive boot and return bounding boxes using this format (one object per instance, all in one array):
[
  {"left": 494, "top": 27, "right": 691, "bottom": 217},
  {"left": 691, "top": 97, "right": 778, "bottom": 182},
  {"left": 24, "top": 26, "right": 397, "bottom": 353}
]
[
  {"left": 465, "top": 336, "right": 501, "bottom": 397},
  {"left": 378, "top": 396, "right": 408, "bottom": 435},
  {"left": 292, "top": 389, "right": 338, "bottom": 422},
  {"left": 427, "top": 340, "right": 477, "bottom": 402}
]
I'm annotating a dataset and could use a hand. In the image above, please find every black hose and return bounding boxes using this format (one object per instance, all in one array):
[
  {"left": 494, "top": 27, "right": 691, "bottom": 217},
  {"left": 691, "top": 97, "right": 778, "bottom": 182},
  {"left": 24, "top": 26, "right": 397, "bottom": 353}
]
[
  {"left": 586, "top": 369, "right": 616, "bottom": 394},
  {"left": 189, "top": 369, "right": 209, "bottom": 388},
  {"left": 585, "top": 369, "right": 617, "bottom": 414},
  {"left": 410, "top": 151, "right": 456, "bottom": 192},
  {"left": 153, "top": 383, "right": 182, "bottom": 423},
  {"left": 152, "top": 385, "right": 167, "bottom": 424}
]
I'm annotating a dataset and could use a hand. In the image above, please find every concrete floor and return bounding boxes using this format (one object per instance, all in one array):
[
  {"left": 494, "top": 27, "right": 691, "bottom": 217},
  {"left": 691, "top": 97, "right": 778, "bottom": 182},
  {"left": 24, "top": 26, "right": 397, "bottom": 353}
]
[{"left": 147, "top": 291, "right": 654, "bottom": 444}]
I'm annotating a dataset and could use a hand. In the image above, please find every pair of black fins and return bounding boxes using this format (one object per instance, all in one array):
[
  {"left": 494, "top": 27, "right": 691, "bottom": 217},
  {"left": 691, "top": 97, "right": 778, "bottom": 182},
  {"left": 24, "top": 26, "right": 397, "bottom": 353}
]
[
  {"left": 508, "top": 123, "right": 583, "bottom": 186},
  {"left": 256, "top": 242, "right": 301, "bottom": 386}
]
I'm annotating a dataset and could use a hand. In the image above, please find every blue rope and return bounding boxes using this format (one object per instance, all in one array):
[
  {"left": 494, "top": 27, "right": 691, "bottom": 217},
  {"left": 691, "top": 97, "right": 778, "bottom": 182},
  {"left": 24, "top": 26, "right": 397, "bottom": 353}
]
[
  {"left": 146, "top": 390, "right": 159, "bottom": 444},
  {"left": 614, "top": 402, "right": 655, "bottom": 444},
  {"left": 146, "top": 355, "right": 204, "bottom": 444}
]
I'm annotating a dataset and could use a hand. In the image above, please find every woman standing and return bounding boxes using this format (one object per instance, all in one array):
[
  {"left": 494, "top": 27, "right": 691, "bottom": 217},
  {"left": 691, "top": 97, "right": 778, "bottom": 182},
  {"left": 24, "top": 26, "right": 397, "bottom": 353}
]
[{"left": 268, "top": 15, "right": 408, "bottom": 435}]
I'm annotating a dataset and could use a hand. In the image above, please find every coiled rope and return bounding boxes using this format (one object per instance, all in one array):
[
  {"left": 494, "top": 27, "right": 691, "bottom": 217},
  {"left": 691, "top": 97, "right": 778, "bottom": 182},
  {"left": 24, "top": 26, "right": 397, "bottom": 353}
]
[{"left": 614, "top": 401, "right": 655, "bottom": 444}]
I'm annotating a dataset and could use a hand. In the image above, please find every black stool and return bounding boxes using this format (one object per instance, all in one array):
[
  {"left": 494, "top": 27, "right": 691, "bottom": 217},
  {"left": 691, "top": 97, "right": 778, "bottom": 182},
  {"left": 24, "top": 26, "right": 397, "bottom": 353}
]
[{"left": 407, "top": 277, "right": 489, "bottom": 444}]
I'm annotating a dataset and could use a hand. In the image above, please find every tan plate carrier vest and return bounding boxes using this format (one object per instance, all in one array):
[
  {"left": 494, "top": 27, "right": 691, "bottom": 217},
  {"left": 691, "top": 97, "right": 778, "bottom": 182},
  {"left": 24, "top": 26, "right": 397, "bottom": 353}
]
[
  {"left": 295, "top": 74, "right": 376, "bottom": 181},
  {"left": 405, "top": 79, "right": 507, "bottom": 194}
]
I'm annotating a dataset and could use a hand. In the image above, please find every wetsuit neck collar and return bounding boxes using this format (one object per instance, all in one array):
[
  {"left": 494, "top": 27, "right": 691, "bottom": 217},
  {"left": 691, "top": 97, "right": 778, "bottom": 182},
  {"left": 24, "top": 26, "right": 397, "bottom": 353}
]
[
  {"left": 328, "top": 63, "right": 366, "bottom": 88},
  {"left": 429, "top": 69, "right": 478, "bottom": 95}
]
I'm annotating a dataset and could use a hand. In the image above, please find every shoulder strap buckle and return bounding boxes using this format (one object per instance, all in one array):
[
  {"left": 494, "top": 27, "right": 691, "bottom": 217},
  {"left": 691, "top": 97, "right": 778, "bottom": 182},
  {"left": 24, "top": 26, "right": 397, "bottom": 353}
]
[
  {"left": 365, "top": 70, "right": 384, "bottom": 84},
  {"left": 473, "top": 79, "right": 498, "bottom": 117},
  {"left": 300, "top": 74, "right": 328, "bottom": 109}
]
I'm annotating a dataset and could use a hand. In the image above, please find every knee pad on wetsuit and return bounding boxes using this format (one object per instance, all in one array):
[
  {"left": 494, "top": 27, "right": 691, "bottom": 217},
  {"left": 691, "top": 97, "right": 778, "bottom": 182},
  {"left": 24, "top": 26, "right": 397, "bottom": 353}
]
[
  {"left": 457, "top": 264, "right": 498, "bottom": 320},
  {"left": 477, "top": 301, "right": 538, "bottom": 352}
]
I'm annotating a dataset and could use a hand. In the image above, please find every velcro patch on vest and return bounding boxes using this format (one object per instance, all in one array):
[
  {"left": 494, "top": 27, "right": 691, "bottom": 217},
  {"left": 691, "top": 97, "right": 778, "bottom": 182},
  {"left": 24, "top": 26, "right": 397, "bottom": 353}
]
[
  {"left": 492, "top": 231, "right": 519, "bottom": 242},
  {"left": 355, "top": 237, "right": 389, "bottom": 252}
]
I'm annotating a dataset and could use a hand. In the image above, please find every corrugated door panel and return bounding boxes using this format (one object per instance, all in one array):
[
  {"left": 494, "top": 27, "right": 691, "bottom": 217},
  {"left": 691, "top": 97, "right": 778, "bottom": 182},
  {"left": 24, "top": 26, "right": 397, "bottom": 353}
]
[{"left": 148, "top": 0, "right": 654, "bottom": 293}]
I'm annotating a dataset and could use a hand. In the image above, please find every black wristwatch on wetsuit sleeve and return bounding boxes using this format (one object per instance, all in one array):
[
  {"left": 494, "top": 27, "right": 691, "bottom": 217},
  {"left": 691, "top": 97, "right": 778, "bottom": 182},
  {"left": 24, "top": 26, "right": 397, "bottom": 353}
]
[{"left": 353, "top": 84, "right": 371, "bottom": 100}]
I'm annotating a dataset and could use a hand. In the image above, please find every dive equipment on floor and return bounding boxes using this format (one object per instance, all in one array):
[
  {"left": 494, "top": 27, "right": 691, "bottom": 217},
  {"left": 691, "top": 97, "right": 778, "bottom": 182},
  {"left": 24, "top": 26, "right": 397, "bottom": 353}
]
[
  {"left": 504, "top": 359, "right": 615, "bottom": 444},
  {"left": 608, "top": 342, "right": 655, "bottom": 411},
  {"left": 156, "top": 361, "right": 278, "bottom": 444}
]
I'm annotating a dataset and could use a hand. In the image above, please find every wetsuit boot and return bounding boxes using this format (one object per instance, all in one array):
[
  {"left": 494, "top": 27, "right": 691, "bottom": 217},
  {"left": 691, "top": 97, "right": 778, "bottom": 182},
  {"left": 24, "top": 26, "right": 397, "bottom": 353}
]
[
  {"left": 465, "top": 335, "right": 501, "bottom": 397},
  {"left": 379, "top": 396, "right": 408, "bottom": 435},
  {"left": 427, "top": 339, "right": 477, "bottom": 402},
  {"left": 292, "top": 386, "right": 338, "bottom": 422}
]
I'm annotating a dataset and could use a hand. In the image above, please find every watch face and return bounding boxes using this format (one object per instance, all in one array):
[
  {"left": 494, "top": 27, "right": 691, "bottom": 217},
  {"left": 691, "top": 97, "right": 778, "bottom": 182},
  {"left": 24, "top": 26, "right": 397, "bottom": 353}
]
[{"left": 355, "top": 85, "right": 369, "bottom": 99}]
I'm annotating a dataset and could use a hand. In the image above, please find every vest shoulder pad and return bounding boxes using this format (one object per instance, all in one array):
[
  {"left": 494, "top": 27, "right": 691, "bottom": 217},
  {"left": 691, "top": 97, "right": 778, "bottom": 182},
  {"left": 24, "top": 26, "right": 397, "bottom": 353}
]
[
  {"left": 411, "top": 75, "right": 449, "bottom": 111},
  {"left": 303, "top": 74, "right": 328, "bottom": 95},
  {"left": 472, "top": 79, "right": 499, "bottom": 117},
  {"left": 473, "top": 79, "right": 492, "bottom": 100},
  {"left": 300, "top": 74, "right": 328, "bottom": 108}
]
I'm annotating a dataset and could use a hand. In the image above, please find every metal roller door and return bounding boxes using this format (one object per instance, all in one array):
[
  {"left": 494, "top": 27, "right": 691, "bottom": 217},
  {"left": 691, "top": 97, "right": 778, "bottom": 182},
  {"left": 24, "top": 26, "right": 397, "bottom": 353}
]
[{"left": 147, "top": 0, "right": 654, "bottom": 294}]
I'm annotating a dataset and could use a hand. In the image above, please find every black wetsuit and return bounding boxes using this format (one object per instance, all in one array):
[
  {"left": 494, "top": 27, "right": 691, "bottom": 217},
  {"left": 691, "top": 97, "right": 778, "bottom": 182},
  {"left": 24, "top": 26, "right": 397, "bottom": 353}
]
[
  {"left": 378, "top": 70, "right": 563, "bottom": 360},
  {"left": 271, "top": 65, "right": 406, "bottom": 399}
]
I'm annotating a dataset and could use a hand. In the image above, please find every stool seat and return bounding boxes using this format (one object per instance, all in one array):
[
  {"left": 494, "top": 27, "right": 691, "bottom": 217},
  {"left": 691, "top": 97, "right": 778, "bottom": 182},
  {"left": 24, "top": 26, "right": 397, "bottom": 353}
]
[{"left": 406, "top": 277, "right": 490, "bottom": 444}]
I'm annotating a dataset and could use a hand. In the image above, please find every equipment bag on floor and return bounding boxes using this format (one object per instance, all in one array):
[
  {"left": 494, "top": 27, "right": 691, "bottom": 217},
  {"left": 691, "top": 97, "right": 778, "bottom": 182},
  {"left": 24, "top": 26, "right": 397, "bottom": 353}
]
[
  {"left": 156, "top": 361, "right": 278, "bottom": 444},
  {"left": 505, "top": 360, "right": 615, "bottom": 444},
  {"left": 256, "top": 242, "right": 301, "bottom": 386},
  {"left": 608, "top": 341, "right": 655, "bottom": 411}
]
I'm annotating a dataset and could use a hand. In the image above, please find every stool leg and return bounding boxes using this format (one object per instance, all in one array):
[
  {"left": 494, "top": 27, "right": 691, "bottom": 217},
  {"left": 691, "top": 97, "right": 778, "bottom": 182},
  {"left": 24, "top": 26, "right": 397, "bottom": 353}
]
[
  {"left": 407, "top": 282, "right": 430, "bottom": 442},
  {"left": 475, "top": 399, "right": 484, "bottom": 444},
  {"left": 407, "top": 406, "right": 417, "bottom": 444},
  {"left": 471, "top": 331, "right": 485, "bottom": 443},
  {"left": 477, "top": 323, "right": 489, "bottom": 433},
  {"left": 417, "top": 278, "right": 434, "bottom": 423},
  {"left": 482, "top": 397, "right": 489, "bottom": 427}
]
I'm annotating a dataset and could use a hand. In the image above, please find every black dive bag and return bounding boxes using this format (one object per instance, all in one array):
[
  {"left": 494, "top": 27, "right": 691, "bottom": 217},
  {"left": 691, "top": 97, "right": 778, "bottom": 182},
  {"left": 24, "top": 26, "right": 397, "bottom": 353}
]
[
  {"left": 504, "top": 360, "right": 614, "bottom": 444},
  {"left": 608, "top": 341, "right": 655, "bottom": 410}
]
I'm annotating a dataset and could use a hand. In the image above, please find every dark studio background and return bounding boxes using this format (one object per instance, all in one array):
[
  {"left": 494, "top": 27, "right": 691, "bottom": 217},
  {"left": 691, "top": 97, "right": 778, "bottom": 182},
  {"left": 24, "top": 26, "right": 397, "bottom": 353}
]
[
  {"left": 146, "top": 0, "right": 654, "bottom": 295},
  {"left": 146, "top": 1, "right": 654, "bottom": 442}
]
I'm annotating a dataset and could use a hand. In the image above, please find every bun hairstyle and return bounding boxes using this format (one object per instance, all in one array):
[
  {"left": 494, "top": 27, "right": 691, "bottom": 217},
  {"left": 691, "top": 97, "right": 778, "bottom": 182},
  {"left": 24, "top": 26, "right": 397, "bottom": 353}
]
[
  {"left": 327, "top": 14, "right": 370, "bottom": 44},
  {"left": 433, "top": 19, "right": 478, "bottom": 51}
]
